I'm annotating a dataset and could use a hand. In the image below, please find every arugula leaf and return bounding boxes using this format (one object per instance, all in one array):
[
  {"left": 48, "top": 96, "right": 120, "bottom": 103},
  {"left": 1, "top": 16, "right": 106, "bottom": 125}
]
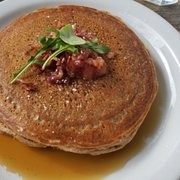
[
  {"left": 11, "top": 24, "right": 110, "bottom": 84},
  {"left": 42, "top": 45, "right": 78, "bottom": 70},
  {"left": 33, "top": 59, "right": 45, "bottom": 65},
  {"left": 38, "top": 35, "right": 56, "bottom": 49},
  {"left": 50, "top": 38, "right": 66, "bottom": 51},
  {"left": 46, "top": 27, "right": 59, "bottom": 34},
  {"left": 10, "top": 49, "right": 46, "bottom": 84},
  {"left": 82, "top": 39, "right": 110, "bottom": 54},
  {"left": 38, "top": 35, "right": 46, "bottom": 46},
  {"left": 10, "top": 61, "right": 34, "bottom": 84},
  {"left": 59, "top": 24, "right": 86, "bottom": 45}
]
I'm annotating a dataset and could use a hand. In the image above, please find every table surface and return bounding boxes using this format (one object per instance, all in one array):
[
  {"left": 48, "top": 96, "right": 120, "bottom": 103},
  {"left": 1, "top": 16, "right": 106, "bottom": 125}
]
[{"left": 135, "top": 0, "right": 180, "bottom": 32}]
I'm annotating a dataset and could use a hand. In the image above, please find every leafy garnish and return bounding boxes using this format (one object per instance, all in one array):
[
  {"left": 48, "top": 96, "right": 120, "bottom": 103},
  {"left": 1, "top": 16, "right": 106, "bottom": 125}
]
[
  {"left": 46, "top": 27, "right": 59, "bottom": 34},
  {"left": 10, "top": 24, "right": 110, "bottom": 83},
  {"left": 59, "top": 24, "right": 86, "bottom": 45},
  {"left": 42, "top": 45, "right": 78, "bottom": 70},
  {"left": 82, "top": 39, "right": 110, "bottom": 54},
  {"left": 38, "top": 35, "right": 56, "bottom": 49},
  {"left": 10, "top": 49, "right": 46, "bottom": 84}
]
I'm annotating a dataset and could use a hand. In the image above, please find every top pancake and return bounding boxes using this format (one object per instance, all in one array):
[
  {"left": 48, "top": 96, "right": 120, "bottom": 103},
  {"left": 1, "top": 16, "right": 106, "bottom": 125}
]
[{"left": 0, "top": 5, "right": 158, "bottom": 154}]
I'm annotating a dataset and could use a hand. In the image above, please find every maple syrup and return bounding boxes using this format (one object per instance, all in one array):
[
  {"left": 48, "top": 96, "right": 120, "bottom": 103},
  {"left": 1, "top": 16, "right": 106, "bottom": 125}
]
[{"left": 0, "top": 92, "right": 161, "bottom": 180}]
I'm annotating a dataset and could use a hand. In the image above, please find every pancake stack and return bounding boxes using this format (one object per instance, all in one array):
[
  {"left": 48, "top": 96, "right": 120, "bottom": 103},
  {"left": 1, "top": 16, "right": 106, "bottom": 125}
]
[{"left": 0, "top": 5, "right": 158, "bottom": 155}]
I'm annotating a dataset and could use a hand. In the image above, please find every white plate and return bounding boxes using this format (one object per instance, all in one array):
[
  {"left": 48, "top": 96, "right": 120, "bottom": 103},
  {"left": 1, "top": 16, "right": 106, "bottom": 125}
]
[{"left": 0, "top": 0, "right": 180, "bottom": 180}]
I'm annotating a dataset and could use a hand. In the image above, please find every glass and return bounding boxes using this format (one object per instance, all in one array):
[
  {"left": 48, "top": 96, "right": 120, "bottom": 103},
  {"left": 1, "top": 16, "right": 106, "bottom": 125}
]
[{"left": 145, "top": 0, "right": 178, "bottom": 5}]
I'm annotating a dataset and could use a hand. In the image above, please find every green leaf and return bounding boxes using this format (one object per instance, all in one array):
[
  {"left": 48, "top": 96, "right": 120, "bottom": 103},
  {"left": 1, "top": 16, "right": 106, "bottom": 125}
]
[
  {"left": 38, "top": 35, "right": 46, "bottom": 46},
  {"left": 50, "top": 38, "right": 66, "bottom": 51},
  {"left": 10, "top": 49, "right": 46, "bottom": 84},
  {"left": 59, "top": 24, "right": 86, "bottom": 45},
  {"left": 82, "top": 40, "right": 110, "bottom": 54},
  {"left": 89, "top": 44, "right": 110, "bottom": 54},
  {"left": 45, "top": 38, "right": 55, "bottom": 47},
  {"left": 34, "top": 59, "right": 45, "bottom": 65},
  {"left": 10, "top": 60, "right": 35, "bottom": 84},
  {"left": 38, "top": 35, "right": 57, "bottom": 49},
  {"left": 42, "top": 45, "right": 78, "bottom": 70},
  {"left": 46, "top": 27, "right": 59, "bottom": 34},
  {"left": 91, "top": 38, "right": 99, "bottom": 44},
  {"left": 66, "top": 46, "right": 79, "bottom": 54},
  {"left": 10, "top": 25, "right": 111, "bottom": 84}
]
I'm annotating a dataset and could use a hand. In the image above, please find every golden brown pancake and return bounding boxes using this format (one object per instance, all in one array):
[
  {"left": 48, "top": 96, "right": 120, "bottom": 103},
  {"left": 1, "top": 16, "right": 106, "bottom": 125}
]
[{"left": 0, "top": 5, "right": 158, "bottom": 155}]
